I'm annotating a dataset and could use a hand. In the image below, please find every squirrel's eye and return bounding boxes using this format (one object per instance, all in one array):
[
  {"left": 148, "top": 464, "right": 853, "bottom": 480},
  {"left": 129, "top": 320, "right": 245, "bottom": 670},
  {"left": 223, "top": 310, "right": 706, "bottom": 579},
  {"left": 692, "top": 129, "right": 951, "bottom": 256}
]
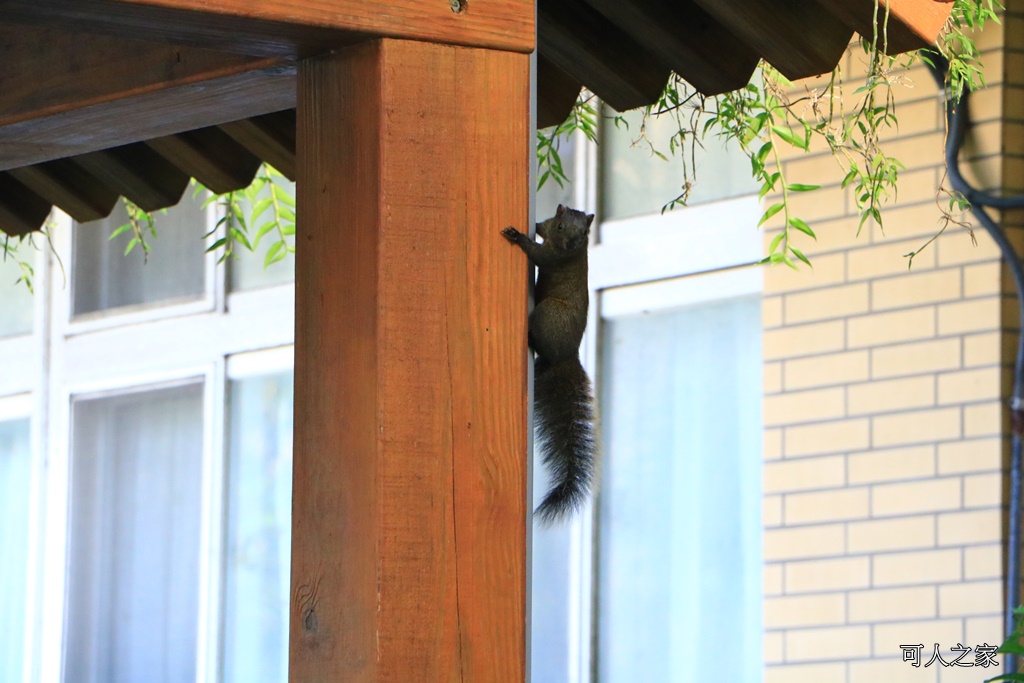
[{"left": 557, "top": 224, "right": 563, "bottom": 230}]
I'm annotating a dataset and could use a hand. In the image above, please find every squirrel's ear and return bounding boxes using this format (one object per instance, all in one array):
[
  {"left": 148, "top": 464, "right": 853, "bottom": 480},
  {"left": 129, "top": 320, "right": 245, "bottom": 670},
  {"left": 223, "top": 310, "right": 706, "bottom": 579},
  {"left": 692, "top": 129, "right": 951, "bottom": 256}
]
[
  {"left": 556, "top": 204, "right": 566, "bottom": 217},
  {"left": 586, "top": 213, "right": 595, "bottom": 228}
]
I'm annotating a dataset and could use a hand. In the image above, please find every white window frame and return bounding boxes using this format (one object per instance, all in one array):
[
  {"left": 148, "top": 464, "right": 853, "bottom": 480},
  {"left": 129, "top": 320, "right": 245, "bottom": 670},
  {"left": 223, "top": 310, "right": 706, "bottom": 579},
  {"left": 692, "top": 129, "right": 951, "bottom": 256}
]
[
  {"left": 545, "top": 126, "right": 763, "bottom": 683},
  {"left": 0, "top": 204, "right": 298, "bottom": 683},
  {"left": 62, "top": 195, "right": 223, "bottom": 335}
]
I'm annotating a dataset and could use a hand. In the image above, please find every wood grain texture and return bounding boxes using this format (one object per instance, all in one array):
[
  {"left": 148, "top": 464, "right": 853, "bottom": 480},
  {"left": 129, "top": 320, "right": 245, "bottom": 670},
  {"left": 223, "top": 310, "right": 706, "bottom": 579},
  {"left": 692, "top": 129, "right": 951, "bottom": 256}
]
[
  {"left": 8, "top": 159, "right": 119, "bottom": 223},
  {"left": 75, "top": 144, "right": 189, "bottom": 211},
  {"left": 816, "top": 0, "right": 954, "bottom": 54},
  {"left": 538, "top": 0, "right": 670, "bottom": 112},
  {"left": 692, "top": 0, "right": 854, "bottom": 80},
  {"left": 147, "top": 127, "right": 262, "bottom": 194},
  {"left": 219, "top": 110, "right": 297, "bottom": 181},
  {"left": 582, "top": 0, "right": 760, "bottom": 95},
  {"left": 537, "top": 54, "right": 582, "bottom": 130},
  {"left": 292, "top": 39, "right": 528, "bottom": 682},
  {"left": 0, "top": 173, "right": 53, "bottom": 236},
  {"left": 0, "top": 25, "right": 295, "bottom": 171},
  {"left": 2, "top": 0, "right": 534, "bottom": 56}
]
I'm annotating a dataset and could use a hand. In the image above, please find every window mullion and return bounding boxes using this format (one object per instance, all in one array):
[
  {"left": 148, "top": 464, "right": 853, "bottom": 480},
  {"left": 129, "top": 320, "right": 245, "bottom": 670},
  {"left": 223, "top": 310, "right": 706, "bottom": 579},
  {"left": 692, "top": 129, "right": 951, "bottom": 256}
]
[{"left": 197, "top": 361, "right": 227, "bottom": 683}]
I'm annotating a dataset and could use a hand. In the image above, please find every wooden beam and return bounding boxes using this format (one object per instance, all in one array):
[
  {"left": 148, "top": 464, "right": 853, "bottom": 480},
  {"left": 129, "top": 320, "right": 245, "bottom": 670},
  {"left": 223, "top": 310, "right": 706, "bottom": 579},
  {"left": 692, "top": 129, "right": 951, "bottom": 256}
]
[
  {"left": 147, "top": 127, "right": 262, "bottom": 194},
  {"left": 0, "top": 25, "right": 295, "bottom": 171},
  {"left": 219, "top": 110, "right": 297, "bottom": 181},
  {"left": 538, "top": 0, "right": 670, "bottom": 112},
  {"left": 692, "top": 0, "right": 854, "bottom": 81},
  {"left": 582, "top": 0, "right": 760, "bottom": 95},
  {"left": 75, "top": 144, "right": 190, "bottom": 212},
  {"left": 8, "top": 160, "right": 120, "bottom": 223},
  {"left": 2, "top": 0, "right": 534, "bottom": 56},
  {"left": 815, "top": 0, "right": 954, "bottom": 54},
  {"left": 537, "top": 55, "right": 582, "bottom": 130},
  {"left": 0, "top": 174, "right": 53, "bottom": 237},
  {"left": 292, "top": 39, "right": 528, "bottom": 682}
]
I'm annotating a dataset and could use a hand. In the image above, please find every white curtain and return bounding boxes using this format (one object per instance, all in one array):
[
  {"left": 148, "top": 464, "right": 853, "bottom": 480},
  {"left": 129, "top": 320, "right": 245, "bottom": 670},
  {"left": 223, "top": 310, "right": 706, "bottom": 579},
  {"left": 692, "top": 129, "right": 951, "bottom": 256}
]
[
  {"left": 65, "top": 383, "right": 204, "bottom": 683},
  {"left": 597, "top": 295, "right": 762, "bottom": 682},
  {"left": 0, "top": 418, "right": 31, "bottom": 682}
]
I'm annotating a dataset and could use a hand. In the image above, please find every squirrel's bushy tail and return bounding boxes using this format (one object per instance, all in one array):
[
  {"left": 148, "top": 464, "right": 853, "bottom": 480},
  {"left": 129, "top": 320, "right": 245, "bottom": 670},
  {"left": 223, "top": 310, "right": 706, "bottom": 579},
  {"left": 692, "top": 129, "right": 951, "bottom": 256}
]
[{"left": 534, "top": 355, "right": 597, "bottom": 524}]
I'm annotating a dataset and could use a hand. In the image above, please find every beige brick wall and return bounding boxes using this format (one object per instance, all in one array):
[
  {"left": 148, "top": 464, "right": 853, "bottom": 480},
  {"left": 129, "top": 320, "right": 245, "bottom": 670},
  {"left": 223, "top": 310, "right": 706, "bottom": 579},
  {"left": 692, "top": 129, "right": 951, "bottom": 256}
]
[{"left": 761, "top": 11, "right": 1020, "bottom": 682}]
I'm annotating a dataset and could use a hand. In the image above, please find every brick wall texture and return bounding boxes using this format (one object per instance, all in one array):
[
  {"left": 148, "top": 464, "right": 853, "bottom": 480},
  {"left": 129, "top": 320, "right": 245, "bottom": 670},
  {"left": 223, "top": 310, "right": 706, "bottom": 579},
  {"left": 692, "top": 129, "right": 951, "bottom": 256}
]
[{"left": 761, "top": 11, "right": 1023, "bottom": 683}]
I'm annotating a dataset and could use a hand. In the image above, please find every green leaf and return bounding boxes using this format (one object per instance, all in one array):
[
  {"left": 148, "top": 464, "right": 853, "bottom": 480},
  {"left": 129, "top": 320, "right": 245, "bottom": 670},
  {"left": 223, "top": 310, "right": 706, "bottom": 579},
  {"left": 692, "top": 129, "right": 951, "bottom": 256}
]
[
  {"left": 788, "top": 217, "right": 817, "bottom": 240},
  {"left": 124, "top": 237, "right": 140, "bottom": 256},
  {"left": 264, "top": 240, "right": 285, "bottom": 269},
  {"left": 772, "top": 125, "right": 806, "bottom": 150},
  {"left": 759, "top": 203, "right": 784, "bottom": 228},
  {"left": 207, "top": 237, "right": 228, "bottom": 254},
  {"left": 790, "top": 246, "right": 812, "bottom": 268},
  {"left": 229, "top": 227, "right": 253, "bottom": 251},
  {"left": 250, "top": 197, "right": 274, "bottom": 225},
  {"left": 108, "top": 223, "right": 133, "bottom": 240},
  {"left": 996, "top": 638, "right": 1024, "bottom": 655},
  {"left": 271, "top": 183, "right": 296, "bottom": 207},
  {"left": 787, "top": 183, "right": 820, "bottom": 193},
  {"left": 253, "top": 221, "right": 277, "bottom": 248},
  {"left": 768, "top": 232, "right": 785, "bottom": 254}
]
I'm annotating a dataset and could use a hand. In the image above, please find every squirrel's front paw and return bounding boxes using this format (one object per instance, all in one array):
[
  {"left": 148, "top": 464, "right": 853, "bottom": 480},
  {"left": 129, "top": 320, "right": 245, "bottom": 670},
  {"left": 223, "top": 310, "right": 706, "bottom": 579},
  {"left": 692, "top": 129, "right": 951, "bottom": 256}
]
[{"left": 501, "top": 226, "right": 522, "bottom": 243}]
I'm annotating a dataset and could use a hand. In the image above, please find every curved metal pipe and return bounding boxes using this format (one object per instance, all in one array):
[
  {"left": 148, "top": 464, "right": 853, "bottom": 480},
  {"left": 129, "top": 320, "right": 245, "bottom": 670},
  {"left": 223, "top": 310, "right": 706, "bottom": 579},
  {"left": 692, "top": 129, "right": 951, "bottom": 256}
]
[{"left": 924, "top": 49, "right": 1024, "bottom": 675}]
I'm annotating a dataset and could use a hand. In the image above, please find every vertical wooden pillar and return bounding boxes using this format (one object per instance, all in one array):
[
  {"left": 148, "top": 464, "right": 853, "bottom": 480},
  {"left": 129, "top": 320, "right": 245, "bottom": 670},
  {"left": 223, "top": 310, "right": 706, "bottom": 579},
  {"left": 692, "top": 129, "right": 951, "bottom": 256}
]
[{"left": 292, "top": 39, "right": 529, "bottom": 682}]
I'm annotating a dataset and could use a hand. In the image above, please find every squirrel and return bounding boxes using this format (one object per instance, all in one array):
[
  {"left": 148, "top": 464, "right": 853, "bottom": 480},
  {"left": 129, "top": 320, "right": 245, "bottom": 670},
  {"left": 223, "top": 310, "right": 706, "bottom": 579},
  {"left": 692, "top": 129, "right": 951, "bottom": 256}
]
[{"left": 502, "top": 204, "right": 597, "bottom": 524}]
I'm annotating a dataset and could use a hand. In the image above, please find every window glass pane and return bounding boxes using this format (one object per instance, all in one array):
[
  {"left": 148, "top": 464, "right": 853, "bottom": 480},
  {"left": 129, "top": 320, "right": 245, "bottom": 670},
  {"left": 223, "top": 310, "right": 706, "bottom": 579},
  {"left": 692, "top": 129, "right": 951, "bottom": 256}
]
[
  {"left": 0, "top": 248, "right": 35, "bottom": 337},
  {"left": 0, "top": 418, "right": 31, "bottom": 682},
  {"left": 597, "top": 295, "right": 762, "bottom": 682},
  {"left": 222, "top": 371, "right": 293, "bottom": 683},
  {"left": 600, "top": 109, "right": 758, "bottom": 220},
  {"left": 73, "top": 194, "right": 207, "bottom": 316},
  {"left": 228, "top": 180, "right": 296, "bottom": 292},
  {"left": 65, "top": 383, "right": 204, "bottom": 683},
  {"left": 531, "top": 523, "right": 573, "bottom": 682}
]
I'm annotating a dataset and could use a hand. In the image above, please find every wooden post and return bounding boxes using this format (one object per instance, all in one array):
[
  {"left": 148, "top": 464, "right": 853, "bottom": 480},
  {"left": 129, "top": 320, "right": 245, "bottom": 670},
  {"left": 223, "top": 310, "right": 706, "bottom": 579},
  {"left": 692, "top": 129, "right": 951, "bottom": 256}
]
[{"left": 292, "top": 39, "right": 529, "bottom": 682}]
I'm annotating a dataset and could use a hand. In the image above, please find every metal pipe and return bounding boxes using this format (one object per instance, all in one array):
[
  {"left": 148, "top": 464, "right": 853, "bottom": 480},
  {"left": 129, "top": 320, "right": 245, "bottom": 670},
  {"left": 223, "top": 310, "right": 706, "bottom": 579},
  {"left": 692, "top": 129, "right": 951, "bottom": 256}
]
[{"left": 923, "top": 49, "right": 1024, "bottom": 676}]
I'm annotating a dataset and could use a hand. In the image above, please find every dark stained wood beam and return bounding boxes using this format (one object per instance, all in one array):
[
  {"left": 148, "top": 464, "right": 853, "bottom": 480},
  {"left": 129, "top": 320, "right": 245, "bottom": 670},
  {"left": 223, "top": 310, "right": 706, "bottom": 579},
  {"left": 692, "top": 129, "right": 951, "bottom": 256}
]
[
  {"left": 75, "top": 144, "right": 190, "bottom": 212},
  {"left": 147, "top": 127, "right": 262, "bottom": 194},
  {"left": 538, "top": 0, "right": 671, "bottom": 112},
  {"left": 816, "top": 0, "right": 954, "bottom": 54},
  {"left": 8, "top": 160, "right": 119, "bottom": 224},
  {"left": 0, "top": 25, "right": 295, "bottom": 171},
  {"left": 1, "top": 0, "right": 534, "bottom": 56},
  {"left": 692, "top": 0, "right": 854, "bottom": 81},
  {"left": 537, "top": 55, "right": 582, "bottom": 130},
  {"left": 583, "top": 0, "right": 760, "bottom": 95},
  {"left": 219, "top": 110, "right": 297, "bottom": 181},
  {"left": 0, "top": 174, "right": 53, "bottom": 237},
  {"left": 292, "top": 39, "right": 528, "bottom": 681}
]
